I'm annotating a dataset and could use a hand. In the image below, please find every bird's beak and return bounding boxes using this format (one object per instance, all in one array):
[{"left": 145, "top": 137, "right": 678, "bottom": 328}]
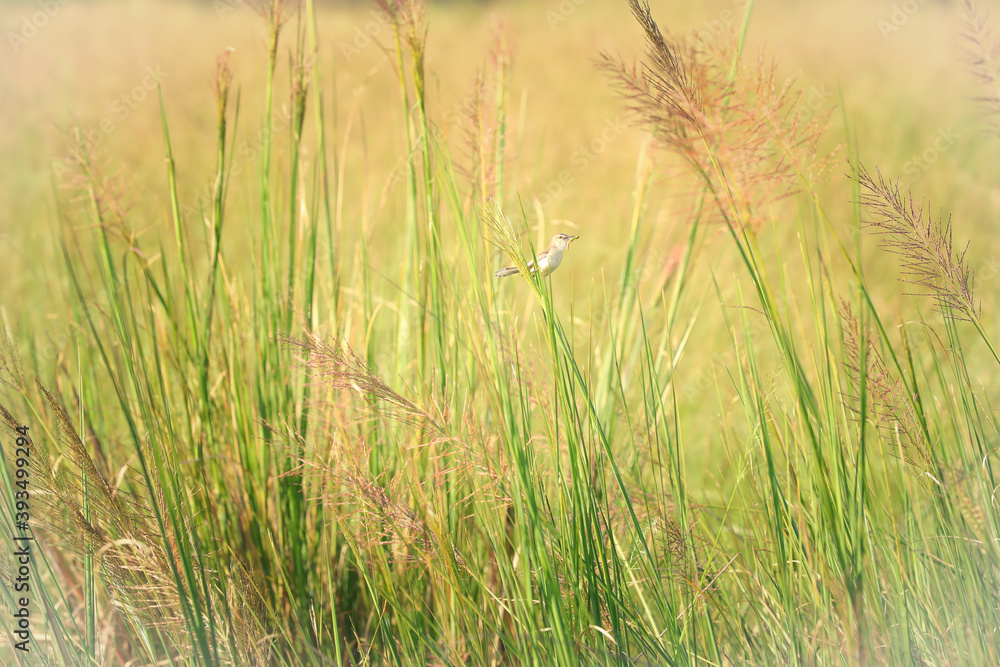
[{"left": 569, "top": 235, "right": 579, "bottom": 242}]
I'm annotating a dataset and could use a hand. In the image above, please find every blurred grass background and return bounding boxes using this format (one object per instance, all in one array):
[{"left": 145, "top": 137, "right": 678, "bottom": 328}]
[{"left": 2, "top": 0, "right": 996, "bottom": 309}]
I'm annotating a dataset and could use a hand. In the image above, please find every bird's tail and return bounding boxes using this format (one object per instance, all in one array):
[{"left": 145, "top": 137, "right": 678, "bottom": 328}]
[{"left": 494, "top": 266, "right": 520, "bottom": 278}]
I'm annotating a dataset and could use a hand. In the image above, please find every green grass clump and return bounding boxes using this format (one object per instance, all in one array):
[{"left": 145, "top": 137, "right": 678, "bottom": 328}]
[{"left": 1, "top": 0, "right": 998, "bottom": 664}]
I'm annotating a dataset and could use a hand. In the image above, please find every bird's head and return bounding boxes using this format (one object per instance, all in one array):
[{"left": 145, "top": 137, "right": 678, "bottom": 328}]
[{"left": 551, "top": 233, "right": 579, "bottom": 250}]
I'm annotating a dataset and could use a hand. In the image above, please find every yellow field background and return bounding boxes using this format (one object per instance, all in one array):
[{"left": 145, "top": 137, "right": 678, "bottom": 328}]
[{"left": 2, "top": 0, "right": 996, "bottom": 322}]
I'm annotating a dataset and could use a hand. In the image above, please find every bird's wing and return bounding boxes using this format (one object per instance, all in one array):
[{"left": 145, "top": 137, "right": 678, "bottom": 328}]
[{"left": 526, "top": 249, "right": 552, "bottom": 273}]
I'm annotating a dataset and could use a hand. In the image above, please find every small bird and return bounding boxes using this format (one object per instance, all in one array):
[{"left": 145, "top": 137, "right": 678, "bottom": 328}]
[{"left": 495, "top": 233, "right": 579, "bottom": 278}]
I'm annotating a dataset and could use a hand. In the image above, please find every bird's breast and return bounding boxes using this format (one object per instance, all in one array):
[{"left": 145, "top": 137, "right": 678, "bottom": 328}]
[{"left": 539, "top": 252, "right": 561, "bottom": 275}]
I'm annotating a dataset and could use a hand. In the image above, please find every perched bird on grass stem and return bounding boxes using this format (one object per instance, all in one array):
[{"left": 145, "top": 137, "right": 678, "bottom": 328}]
[{"left": 495, "top": 233, "right": 579, "bottom": 278}]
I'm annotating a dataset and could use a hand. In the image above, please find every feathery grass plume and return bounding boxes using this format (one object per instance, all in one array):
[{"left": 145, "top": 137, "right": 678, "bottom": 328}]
[
  {"left": 379, "top": 1, "right": 427, "bottom": 59},
  {"left": 290, "top": 57, "right": 312, "bottom": 141},
  {"left": 0, "top": 392, "right": 193, "bottom": 657},
  {"left": 457, "top": 23, "right": 513, "bottom": 205},
  {"left": 606, "top": 484, "right": 714, "bottom": 591},
  {"left": 303, "top": 432, "right": 484, "bottom": 579},
  {"left": 939, "top": 466, "right": 991, "bottom": 542},
  {"left": 599, "top": 1, "right": 836, "bottom": 233},
  {"left": 1, "top": 337, "right": 266, "bottom": 662},
  {"left": 489, "top": 21, "right": 512, "bottom": 195},
  {"left": 468, "top": 22, "right": 513, "bottom": 203},
  {"left": 852, "top": 162, "right": 979, "bottom": 321},
  {"left": 455, "top": 73, "right": 490, "bottom": 197},
  {"left": 484, "top": 198, "right": 542, "bottom": 291},
  {"left": 839, "top": 300, "right": 930, "bottom": 467},
  {"left": 483, "top": 198, "right": 519, "bottom": 257},
  {"left": 329, "top": 462, "right": 441, "bottom": 564},
  {"left": 57, "top": 129, "right": 136, "bottom": 247},
  {"left": 214, "top": 48, "right": 235, "bottom": 126},
  {"left": 0, "top": 311, "right": 27, "bottom": 393},
  {"left": 287, "top": 331, "right": 511, "bottom": 510},
  {"left": 379, "top": 0, "right": 428, "bottom": 96},
  {"left": 607, "top": 0, "right": 700, "bottom": 129},
  {"left": 960, "top": 0, "right": 1000, "bottom": 137},
  {"left": 281, "top": 332, "right": 444, "bottom": 433},
  {"left": 225, "top": 556, "right": 269, "bottom": 666}
]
